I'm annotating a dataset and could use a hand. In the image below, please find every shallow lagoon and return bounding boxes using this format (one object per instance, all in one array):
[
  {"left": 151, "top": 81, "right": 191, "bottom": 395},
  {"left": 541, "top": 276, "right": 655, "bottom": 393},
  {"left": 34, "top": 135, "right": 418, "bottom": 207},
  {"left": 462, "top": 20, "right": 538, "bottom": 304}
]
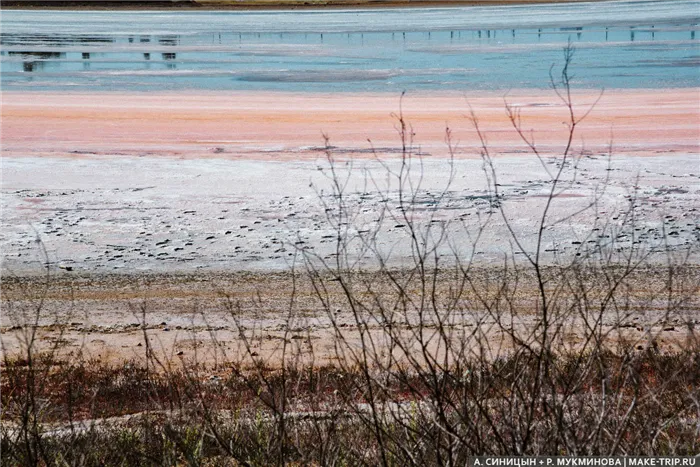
[{"left": 2, "top": 1, "right": 699, "bottom": 92}]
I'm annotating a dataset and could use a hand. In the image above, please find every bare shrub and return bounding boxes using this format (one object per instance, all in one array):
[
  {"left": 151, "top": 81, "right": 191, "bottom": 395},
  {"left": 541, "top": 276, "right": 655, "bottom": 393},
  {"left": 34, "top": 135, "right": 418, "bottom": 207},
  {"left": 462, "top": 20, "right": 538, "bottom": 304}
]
[{"left": 284, "top": 43, "right": 700, "bottom": 460}]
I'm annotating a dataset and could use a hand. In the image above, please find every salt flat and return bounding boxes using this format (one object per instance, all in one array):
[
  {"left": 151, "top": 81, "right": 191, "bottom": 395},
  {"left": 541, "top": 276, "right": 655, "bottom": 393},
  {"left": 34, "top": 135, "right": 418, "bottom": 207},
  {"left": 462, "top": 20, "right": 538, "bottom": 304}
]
[{"left": 2, "top": 89, "right": 698, "bottom": 275}]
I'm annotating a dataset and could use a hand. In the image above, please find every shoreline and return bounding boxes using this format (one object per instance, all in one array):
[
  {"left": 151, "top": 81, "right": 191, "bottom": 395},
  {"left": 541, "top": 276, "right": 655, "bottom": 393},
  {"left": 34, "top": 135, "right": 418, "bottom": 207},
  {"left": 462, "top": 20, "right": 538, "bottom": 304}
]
[
  {"left": 2, "top": 86, "right": 695, "bottom": 96},
  {"left": 1, "top": 0, "right": 610, "bottom": 11}
]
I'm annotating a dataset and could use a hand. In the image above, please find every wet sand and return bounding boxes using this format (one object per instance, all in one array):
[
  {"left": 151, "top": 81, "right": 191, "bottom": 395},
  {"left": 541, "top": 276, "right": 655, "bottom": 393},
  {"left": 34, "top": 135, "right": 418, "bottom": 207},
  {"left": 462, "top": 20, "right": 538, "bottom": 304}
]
[{"left": 3, "top": 89, "right": 698, "bottom": 160}]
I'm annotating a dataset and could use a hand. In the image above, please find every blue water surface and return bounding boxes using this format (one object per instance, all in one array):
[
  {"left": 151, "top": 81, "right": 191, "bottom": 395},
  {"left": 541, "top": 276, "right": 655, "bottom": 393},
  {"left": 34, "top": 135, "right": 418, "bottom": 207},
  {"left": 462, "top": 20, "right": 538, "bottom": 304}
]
[{"left": 1, "top": 0, "right": 698, "bottom": 91}]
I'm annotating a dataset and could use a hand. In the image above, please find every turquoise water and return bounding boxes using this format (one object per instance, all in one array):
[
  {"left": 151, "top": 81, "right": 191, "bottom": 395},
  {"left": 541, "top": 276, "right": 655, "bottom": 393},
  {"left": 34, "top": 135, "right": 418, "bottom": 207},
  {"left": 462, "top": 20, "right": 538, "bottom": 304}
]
[{"left": 1, "top": 0, "right": 698, "bottom": 91}]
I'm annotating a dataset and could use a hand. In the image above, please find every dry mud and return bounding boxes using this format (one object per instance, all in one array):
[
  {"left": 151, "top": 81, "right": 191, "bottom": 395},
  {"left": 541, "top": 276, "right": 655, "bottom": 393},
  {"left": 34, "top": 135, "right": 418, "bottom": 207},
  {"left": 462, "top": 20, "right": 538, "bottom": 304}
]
[{"left": 2, "top": 90, "right": 699, "bottom": 275}]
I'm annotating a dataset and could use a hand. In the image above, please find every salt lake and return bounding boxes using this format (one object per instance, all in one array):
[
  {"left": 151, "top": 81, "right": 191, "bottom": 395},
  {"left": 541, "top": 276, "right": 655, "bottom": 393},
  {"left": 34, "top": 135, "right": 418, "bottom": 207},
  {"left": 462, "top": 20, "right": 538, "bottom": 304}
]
[{"left": 2, "top": 0, "right": 698, "bottom": 92}]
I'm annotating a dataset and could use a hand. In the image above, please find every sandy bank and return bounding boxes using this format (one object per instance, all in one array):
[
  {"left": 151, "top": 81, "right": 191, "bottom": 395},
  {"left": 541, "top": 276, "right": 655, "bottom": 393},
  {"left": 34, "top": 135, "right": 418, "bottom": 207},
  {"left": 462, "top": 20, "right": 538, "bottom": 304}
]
[{"left": 2, "top": 267, "right": 698, "bottom": 366}]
